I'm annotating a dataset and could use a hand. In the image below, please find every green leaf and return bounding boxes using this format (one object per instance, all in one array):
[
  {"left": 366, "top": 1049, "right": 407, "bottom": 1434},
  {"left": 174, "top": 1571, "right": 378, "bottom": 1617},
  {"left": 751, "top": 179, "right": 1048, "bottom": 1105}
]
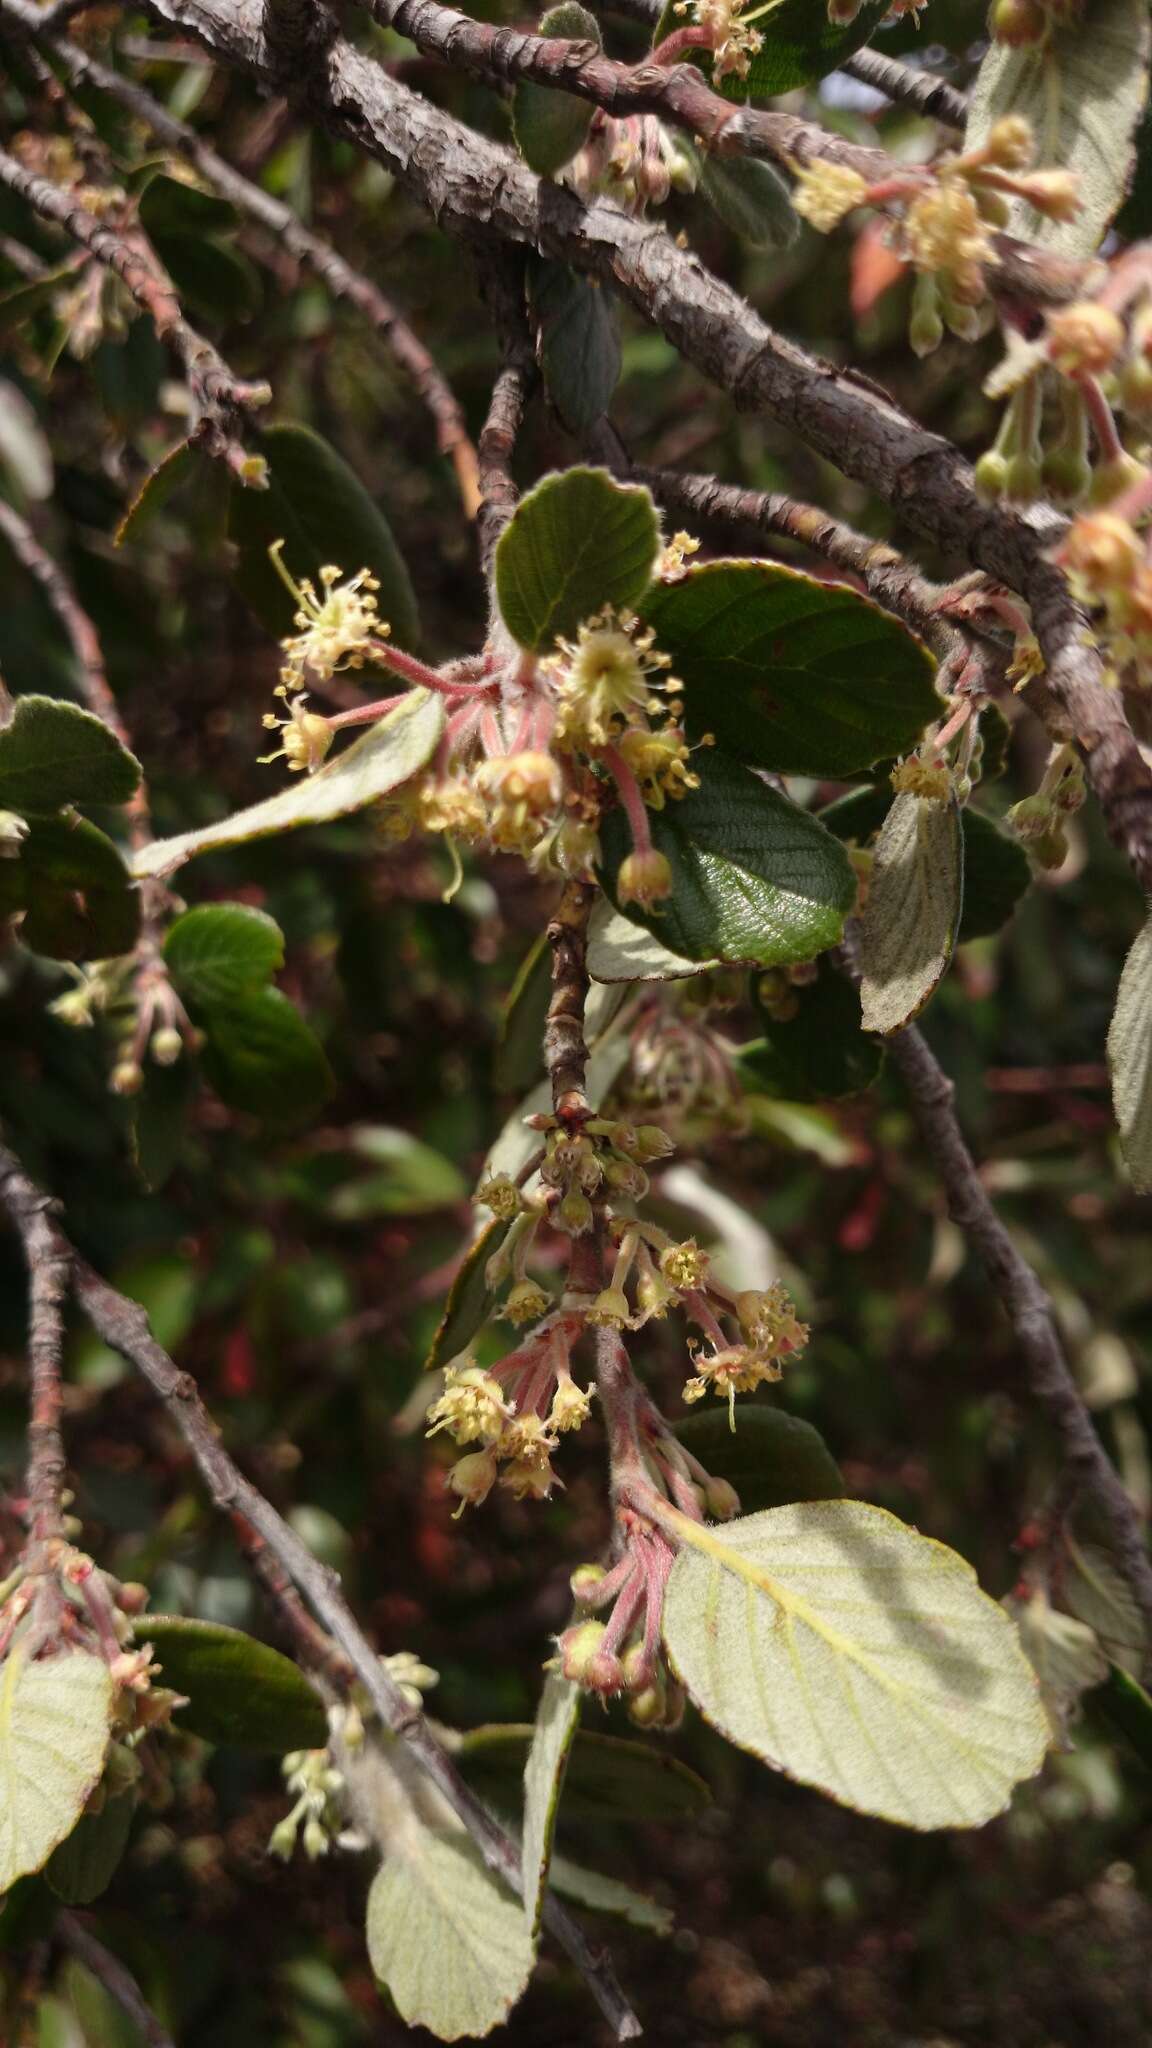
[
  {"left": 859, "top": 792, "right": 963, "bottom": 1034},
  {"left": 115, "top": 439, "right": 206, "bottom": 546},
  {"left": 151, "top": 231, "right": 262, "bottom": 324},
  {"left": 1090, "top": 1662, "right": 1152, "bottom": 1768},
  {"left": 653, "top": 0, "right": 889, "bottom": 99},
  {"left": 327, "top": 1127, "right": 466, "bottom": 1217},
  {"left": 132, "top": 688, "right": 444, "bottom": 880},
  {"left": 586, "top": 897, "right": 717, "bottom": 982},
  {"left": 521, "top": 1672, "right": 580, "bottom": 1940},
  {"left": 228, "top": 421, "right": 419, "bottom": 649},
  {"left": 0, "top": 816, "right": 140, "bottom": 961},
  {"left": 366, "top": 1825, "right": 534, "bottom": 2041},
  {"left": 0, "top": 695, "right": 141, "bottom": 813},
  {"left": 495, "top": 935, "right": 551, "bottom": 1095},
  {"left": 740, "top": 961, "right": 883, "bottom": 1100},
  {"left": 532, "top": 263, "right": 621, "bottom": 434},
  {"left": 696, "top": 151, "right": 799, "bottom": 248},
  {"left": 495, "top": 467, "right": 661, "bottom": 653},
  {"left": 200, "top": 987, "right": 333, "bottom": 1126},
  {"left": 662, "top": 1500, "right": 1050, "bottom": 1830},
  {"left": 130, "top": 1056, "right": 197, "bottom": 1192},
  {"left": 164, "top": 902, "right": 285, "bottom": 1008},
  {"left": 0, "top": 1650, "right": 114, "bottom": 1888},
  {"left": 675, "top": 1405, "right": 845, "bottom": 1512},
  {"left": 599, "top": 748, "right": 856, "bottom": 966},
  {"left": 136, "top": 169, "right": 238, "bottom": 237},
  {"left": 144, "top": 1615, "right": 327, "bottom": 1750},
  {"left": 426, "top": 1218, "right": 511, "bottom": 1371},
  {"left": 1108, "top": 910, "right": 1152, "bottom": 1192},
  {"left": 0, "top": 262, "right": 77, "bottom": 339},
  {"left": 548, "top": 1852, "right": 672, "bottom": 1932},
  {"left": 641, "top": 561, "right": 938, "bottom": 779},
  {"left": 964, "top": 0, "right": 1151, "bottom": 258},
  {"left": 513, "top": 5, "right": 600, "bottom": 175},
  {"left": 45, "top": 1789, "right": 136, "bottom": 1906},
  {"left": 458, "top": 1723, "right": 711, "bottom": 1821}
]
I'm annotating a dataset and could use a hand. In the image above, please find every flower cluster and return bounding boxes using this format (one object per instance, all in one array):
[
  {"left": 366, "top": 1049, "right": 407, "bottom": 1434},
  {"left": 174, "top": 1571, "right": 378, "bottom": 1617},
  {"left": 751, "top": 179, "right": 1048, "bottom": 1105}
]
[
  {"left": 567, "top": 111, "right": 695, "bottom": 215},
  {"left": 1055, "top": 500, "right": 1152, "bottom": 680},
  {"left": 682, "top": 1281, "right": 809, "bottom": 1426},
  {"left": 426, "top": 1322, "right": 593, "bottom": 1512},
  {"left": 673, "top": 0, "right": 762, "bottom": 81},
  {"left": 260, "top": 546, "right": 391, "bottom": 773},
  {"left": 48, "top": 946, "right": 200, "bottom": 1099}
]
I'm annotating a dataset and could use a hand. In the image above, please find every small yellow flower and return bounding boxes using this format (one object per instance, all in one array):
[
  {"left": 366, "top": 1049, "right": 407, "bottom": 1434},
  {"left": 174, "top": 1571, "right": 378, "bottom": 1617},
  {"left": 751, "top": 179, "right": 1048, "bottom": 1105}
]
[
  {"left": 475, "top": 1174, "right": 523, "bottom": 1221},
  {"left": 890, "top": 752, "right": 952, "bottom": 804},
  {"left": 791, "top": 159, "right": 869, "bottom": 235},
  {"left": 548, "top": 608, "right": 675, "bottom": 749},
  {"left": 617, "top": 848, "right": 673, "bottom": 909},
  {"left": 426, "top": 1364, "right": 512, "bottom": 1446},
  {"left": 1047, "top": 302, "right": 1125, "bottom": 378},
  {"left": 270, "top": 545, "right": 387, "bottom": 688},
  {"left": 617, "top": 727, "right": 703, "bottom": 809},
  {"left": 983, "top": 115, "right": 1035, "bottom": 170},
  {"left": 904, "top": 180, "right": 991, "bottom": 296},
  {"left": 260, "top": 690, "right": 334, "bottom": 775},
  {"left": 447, "top": 1448, "right": 499, "bottom": 1514},
  {"left": 659, "top": 530, "right": 702, "bottom": 582},
  {"left": 549, "top": 1374, "right": 593, "bottom": 1433},
  {"left": 674, "top": 0, "right": 761, "bottom": 80},
  {"left": 502, "top": 1279, "right": 552, "bottom": 1327},
  {"left": 659, "top": 1240, "right": 710, "bottom": 1293},
  {"left": 585, "top": 1287, "right": 632, "bottom": 1329}
]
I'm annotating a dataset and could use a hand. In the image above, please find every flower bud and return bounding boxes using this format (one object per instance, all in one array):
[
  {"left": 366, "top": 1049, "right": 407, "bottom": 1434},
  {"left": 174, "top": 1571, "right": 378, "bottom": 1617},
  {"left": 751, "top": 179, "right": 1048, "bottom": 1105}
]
[
  {"left": 991, "top": 0, "right": 1048, "bottom": 43},
  {"left": 585, "top": 1287, "right": 631, "bottom": 1329},
  {"left": 702, "top": 1475, "right": 742, "bottom": 1521},
  {"left": 1003, "top": 453, "right": 1044, "bottom": 502},
  {"left": 556, "top": 1188, "right": 594, "bottom": 1236},
  {"left": 557, "top": 1619, "right": 607, "bottom": 1682},
  {"left": 616, "top": 848, "right": 673, "bottom": 910},
  {"left": 446, "top": 1449, "right": 498, "bottom": 1513},
  {"left": 110, "top": 1059, "right": 144, "bottom": 1097},
  {"left": 150, "top": 1025, "right": 184, "bottom": 1067},
  {"left": 1041, "top": 445, "right": 1092, "bottom": 506},
  {"left": 973, "top": 449, "right": 1009, "bottom": 503},
  {"left": 570, "top": 1563, "right": 607, "bottom": 1604},
  {"left": 626, "top": 1684, "right": 666, "bottom": 1728},
  {"left": 631, "top": 1124, "right": 675, "bottom": 1163},
  {"left": 503, "top": 1279, "right": 551, "bottom": 1326},
  {"left": 1120, "top": 353, "right": 1152, "bottom": 418},
  {"left": 1088, "top": 453, "right": 1149, "bottom": 508}
]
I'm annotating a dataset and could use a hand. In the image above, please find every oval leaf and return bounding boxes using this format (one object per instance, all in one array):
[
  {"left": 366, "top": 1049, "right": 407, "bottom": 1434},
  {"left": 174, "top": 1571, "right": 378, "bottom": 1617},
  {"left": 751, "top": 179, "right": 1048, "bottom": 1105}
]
[
  {"left": 459, "top": 1723, "right": 710, "bottom": 1821},
  {"left": 600, "top": 748, "right": 856, "bottom": 966},
  {"left": 662, "top": 1500, "right": 1050, "bottom": 1830},
  {"left": 426, "top": 1217, "right": 511, "bottom": 1371},
  {"left": 366, "top": 1826, "right": 535, "bottom": 2041},
  {"left": 859, "top": 792, "right": 963, "bottom": 1034},
  {"left": 200, "top": 987, "right": 332, "bottom": 1126},
  {"left": 495, "top": 934, "right": 551, "bottom": 1094},
  {"left": 696, "top": 152, "right": 799, "bottom": 248},
  {"left": 740, "top": 962, "right": 883, "bottom": 1100},
  {"left": 0, "top": 696, "right": 141, "bottom": 813},
  {"left": 1108, "top": 911, "right": 1152, "bottom": 1193},
  {"left": 0, "top": 815, "right": 140, "bottom": 963},
  {"left": 144, "top": 1615, "right": 327, "bottom": 1750},
  {"left": 495, "top": 467, "right": 660, "bottom": 653},
  {"left": 132, "top": 688, "right": 444, "bottom": 879},
  {"left": 164, "top": 902, "right": 285, "bottom": 1008},
  {"left": 587, "top": 897, "right": 717, "bottom": 983},
  {"left": 46, "top": 1789, "right": 136, "bottom": 1906},
  {"left": 965, "top": 0, "right": 1151, "bottom": 257},
  {"left": 532, "top": 264, "right": 621, "bottom": 434},
  {"left": 642, "top": 560, "right": 938, "bottom": 779},
  {"left": 522, "top": 1671, "right": 580, "bottom": 1938},
  {"left": 675, "top": 1405, "right": 844, "bottom": 1512},
  {"left": 1090, "top": 1662, "right": 1152, "bottom": 1768},
  {"left": 228, "top": 421, "right": 419, "bottom": 649},
  {"left": 513, "top": 5, "right": 601, "bottom": 175},
  {"left": 0, "top": 1650, "right": 114, "bottom": 1889}
]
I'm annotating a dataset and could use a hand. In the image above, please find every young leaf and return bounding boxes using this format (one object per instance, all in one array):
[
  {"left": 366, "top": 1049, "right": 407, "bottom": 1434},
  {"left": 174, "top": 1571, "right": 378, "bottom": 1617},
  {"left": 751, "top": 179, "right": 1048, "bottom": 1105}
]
[
  {"left": 599, "top": 748, "right": 856, "bottom": 966},
  {"left": 45, "top": 1789, "right": 137, "bottom": 1906},
  {"left": 132, "top": 688, "right": 444, "bottom": 879},
  {"left": 964, "top": 0, "right": 1151, "bottom": 258},
  {"left": 200, "top": 987, "right": 333, "bottom": 1125},
  {"left": 144, "top": 1616, "right": 327, "bottom": 1750},
  {"left": 1108, "top": 911, "right": 1152, "bottom": 1193},
  {"left": 661, "top": 1500, "right": 1050, "bottom": 1830},
  {"left": 641, "top": 560, "right": 938, "bottom": 779},
  {"left": 548, "top": 1851, "right": 672, "bottom": 1932},
  {"left": 458, "top": 1723, "right": 710, "bottom": 1822},
  {"left": 522, "top": 1672, "right": 580, "bottom": 1938},
  {"left": 494, "top": 467, "right": 661, "bottom": 652},
  {"left": 228, "top": 420, "right": 420, "bottom": 649},
  {"left": 586, "top": 898, "right": 717, "bottom": 983},
  {"left": 426, "top": 1218, "right": 512, "bottom": 1371},
  {"left": 512, "top": 5, "right": 601, "bottom": 175},
  {"left": 675, "top": 1406, "right": 845, "bottom": 1513},
  {"left": 1089, "top": 1662, "right": 1152, "bottom": 1769},
  {"left": 366, "top": 1826, "right": 535, "bottom": 2040},
  {"left": 859, "top": 792, "right": 964, "bottom": 1034},
  {"left": 495, "top": 934, "right": 551, "bottom": 1094},
  {"left": 0, "top": 816, "right": 140, "bottom": 962},
  {"left": 696, "top": 153, "right": 799, "bottom": 249},
  {"left": 164, "top": 903, "right": 284, "bottom": 1007},
  {"left": 0, "top": 695, "right": 141, "bottom": 813},
  {"left": 532, "top": 263, "right": 622, "bottom": 434},
  {"left": 739, "top": 962, "right": 883, "bottom": 1100},
  {"left": 0, "top": 1650, "right": 114, "bottom": 1889}
]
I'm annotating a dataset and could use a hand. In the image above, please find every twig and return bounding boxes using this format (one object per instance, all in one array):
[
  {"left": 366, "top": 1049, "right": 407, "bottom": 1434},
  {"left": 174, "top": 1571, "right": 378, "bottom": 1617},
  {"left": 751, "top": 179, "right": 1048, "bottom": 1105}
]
[
  {"left": 231, "top": 1512, "right": 354, "bottom": 1689},
  {"left": 55, "top": 1912, "right": 176, "bottom": 2048},
  {"left": 841, "top": 48, "right": 968, "bottom": 130},
  {"left": 0, "top": 0, "right": 480, "bottom": 518},
  {"left": 0, "top": 146, "right": 269, "bottom": 467},
  {"left": 475, "top": 248, "right": 536, "bottom": 576},
  {"left": 882, "top": 1019, "right": 1152, "bottom": 1649},
  {"left": 0, "top": 1150, "right": 69, "bottom": 1554},
  {"left": 545, "top": 879, "right": 595, "bottom": 1122}
]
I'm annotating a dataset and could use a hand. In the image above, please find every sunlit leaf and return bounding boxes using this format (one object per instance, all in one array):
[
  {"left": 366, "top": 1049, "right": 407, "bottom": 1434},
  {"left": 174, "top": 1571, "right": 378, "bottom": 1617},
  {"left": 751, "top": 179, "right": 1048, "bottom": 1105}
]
[
  {"left": 1108, "top": 910, "right": 1152, "bottom": 1192},
  {"left": 662, "top": 1500, "right": 1049, "bottom": 1829},
  {"left": 366, "top": 1824, "right": 534, "bottom": 2041},
  {"left": 495, "top": 467, "right": 661, "bottom": 652},
  {"left": 144, "top": 1616, "right": 327, "bottom": 1750},
  {"left": 859, "top": 792, "right": 963, "bottom": 1034},
  {"left": 586, "top": 897, "right": 716, "bottom": 982},
  {"left": 0, "top": 695, "right": 141, "bottom": 813},
  {"left": 0, "top": 1650, "right": 114, "bottom": 1888},
  {"left": 522, "top": 1671, "right": 580, "bottom": 1938}
]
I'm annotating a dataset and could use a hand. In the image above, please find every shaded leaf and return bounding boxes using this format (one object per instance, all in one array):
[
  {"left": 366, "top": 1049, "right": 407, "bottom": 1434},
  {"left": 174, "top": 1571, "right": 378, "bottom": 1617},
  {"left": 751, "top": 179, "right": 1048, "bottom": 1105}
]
[
  {"left": 327, "top": 1127, "right": 466, "bottom": 1217},
  {"left": 495, "top": 467, "right": 660, "bottom": 652},
  {"left": 1108, "top": 910, "right": 1152, "bottom": 1192},
  {"left": 599, "top": 748, "right": 856, "bottom": 966},
  {"left": 130, "top": 1055, "right": 197, "bottom": 1193},
  {"left": 662, "top": 1500, "right": 1049, "bottom": 1829},
  {"left": 740, "top": 961, "right": 883, "bottom": 1100},
  {"left": 200, "top": 987, "right": 333, "bottom": 1126},
  {"left": 1062, "top": 1535, "right": 1148, "bottom": 1677},
  {"left": 0, "top": 1651, "right": 114, "bottom": 1889},
  {"left": 513, "top": 5, "right": 601, "bottom": 175},
  {"left": 132, "top": 688, "right": 444, "bottom": 880},
  {"left": 0, "top": 815, "right": 140, "bottom": 961},
  {"left": 366, "top": 1825, "right": 534, "bottom": 2041},
  {"left": 0, "top": 695, "right": 140, "bottom": 813},
  {"left": 495, "top": 933, "right": 550, "bottom": 1094},
  {"left": 45, "top": 1789, "right": 136, "bottom": 1906},
  {"left": 956, "top": 809, "right": 1031, "bottom": 943},
  {"left": 675, "top": 1405, "right": 845, "bottom": 1513},
  {"left": 115, "top": 439, "right": 206, "bottom": 546},
  {"left": 641, "top": 560, "right": 938, "bottom": 779},
  {"left": 549, "top": 1851, "right": 672, "bottom": 1932},
  {"left": 532, "top": 263, "right": 621, "bottom": 433},
  {"left": 735, "top": 0, "right": 889, "bottom": 97},
  {"left": 458, "top": 1722, "right": 711, "bottom": 1822},
  {"left": 587, "top": 897, "right": 717, "bottom": 982},
  {"left": 1007, "top": 1583, "right": 1108, "bottom": 1745},
  {"left": 522, "top": 1671, "right": 580, "bottom": 1939},
  {"left": 144, "top": 1615, "right": 327, "bottom": 1750},
  {"left": 164, "top": 902, "right": 284, "bottom": 1007},
  {"left": 859, "top": 792, "right": 963, "bottom": 1034},
  {"left": 151, "top": 231, "right": 262, "bottom": 324},
  {"left": 1090, "top": 1662, "right": 1152, "bottom": 1768},
  {"left": 427, "top": 1218, "right": 511, "bottom": 1371},
  {"left": 136, "top": 169, "right": 238, "bottom": 237},
  {"left": 696, "top": 152, "right": 799, "bottom": 248}
]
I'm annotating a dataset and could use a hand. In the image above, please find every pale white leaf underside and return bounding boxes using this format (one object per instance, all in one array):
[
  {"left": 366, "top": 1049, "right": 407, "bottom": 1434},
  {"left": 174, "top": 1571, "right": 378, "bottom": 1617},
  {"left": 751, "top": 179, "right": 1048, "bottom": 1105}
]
[{"left": 0, "top": 1650, "right": 114, "bottom": 1889}]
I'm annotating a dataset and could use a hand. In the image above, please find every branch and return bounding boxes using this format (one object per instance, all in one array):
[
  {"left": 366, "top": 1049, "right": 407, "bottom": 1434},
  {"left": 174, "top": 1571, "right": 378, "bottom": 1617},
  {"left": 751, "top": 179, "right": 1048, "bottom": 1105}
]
[
  {"left": 0, "top": 146, "right": 269, "bottom": 466},
  {"left": 0, "top": 1150, "right": 69, "bottom": 1555},
  {"left": 882, "top": 1020, "right": 1152, "bottom": 1650},
  {"left": 545, "top": 878, "right": 595, "bottom": 1122},
  {"left": 475, "top": 247, "right": 536, "bottom": 575},
  {"left": 55, "top": 1912, "right": 176, "bottom": 2048},
  {"left": 0, "top": 0, "right": 480, "bottom": 518},
  {"left": 841, "top": 48, "right": 968, "bottom": 130}
]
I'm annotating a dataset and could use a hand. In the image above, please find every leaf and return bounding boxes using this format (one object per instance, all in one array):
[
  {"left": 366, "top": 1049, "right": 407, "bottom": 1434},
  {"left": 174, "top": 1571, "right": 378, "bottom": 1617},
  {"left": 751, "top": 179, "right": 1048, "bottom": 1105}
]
[
  {"left": 1090, "top": 1663, "right": 1152, "bottom": 1768},
  {"left": 0, "top": 262, "right": 77, "bottom": 339},
  {"left": 1108, "top": 910, "right": 1152, "bottom": 1192},
  {"left": 640, "top": 560, "right": 938, "bottom": 779},
  {"left": 494, "top": 467, "right": 661, "bottom": 653},
  {"left": 115, "top": 439, "right": 207, "bottom": 546},
  {"left": 521, "top": 1672, "right": 580, "bottom": 1939},
  {"left": 130, "top": 1056, "right": 197, "bottom": 1193},
  {"left": 0, "top": 1650, "right": 114, "bottom": 1888},
  {"left": 228, "top": 420, "right": 419, "bottom": 649},
  {"left": 0, "top": 816, "right": 140, "bottom": 962},
  {"left": 859, "top": 793, "right": 963, "bottom": 1034},
  {"left": 532, "top": 263, "right": 622, "bottom": 434},
  {"left": 964, "top": 0, "right": 1151, "bottom": 257},
  {"left": 1062, "top": 1535, "right": 1148, "bottom": 1677},
  {"left": 495, "top": 934, "right": 551, "bottom": 1094},
  {"left": 200, "top": 987, "right": 333, "bottom": 1126},
  {"left": 735, "top": 0, "right": 890, "bottom": 97},
  {"left": 136, "top": 169, "right": 238, "bottom": 237},
  {"left": 426, "top": 1218, "right": 511, "bottom": 1370},
  {"left": 513, "top": 5, "right": 600, "bottom": 175},
  {"left": 327, "top": 1128, "right": 466, "bottom": 1217},
  {"left": 955, "top": 810, "right": 1031, "bottom": 943},
  {"left": 1007, "top": 1584, "right": 1109, "bottom": 1745},
  {"left": 151, "top": 231, "right": 262, "bottom": 324},
  {"left": 696, "top": 152, "right": 799, "bottom": 248},
  {"left": 458, "top": 1722, "right": 711, "bottom": 1823},
  {"left": 661, "top": 1499, "right": 1050, "bottom": 1830},
  {"left": 599, "top": 748, "right": 856, "bottom": 967},
  {"left": 586, "top": 897, "right": 717, "bottom": 982},
  {"left": 143, "top": 1616, "right": 327, "bottom": 1750},
  {"left": 0, "top": 695, "right": 141, "bottom": 813},
  {"left": 45, "top": 1789, "right": 137, "bottom": 1905},
  {"left": 132, "top": 688, "right": 444, "bottom": 879},
  {"left": 675, "top": 1406, "right": 845, "bottom": 1513},
  {"left": 740, "top": 961, "right": 883, "bottom": 1100},
  {"left": 548, "top": 1852, "right": 672, "bottom": 1933},
  {"left": 366, "top": 1826, "right": 535, "bottom": 2041},
  {"left": 164, "top": 902, "right": 285, "bottom": 1007}
]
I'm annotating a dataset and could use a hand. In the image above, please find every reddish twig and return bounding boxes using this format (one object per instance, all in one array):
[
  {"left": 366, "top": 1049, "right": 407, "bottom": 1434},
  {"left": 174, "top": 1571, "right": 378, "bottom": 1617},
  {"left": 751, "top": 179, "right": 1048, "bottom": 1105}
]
[{"left": 56, "top": 1912, "right": 176, "bottom": 2048}]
